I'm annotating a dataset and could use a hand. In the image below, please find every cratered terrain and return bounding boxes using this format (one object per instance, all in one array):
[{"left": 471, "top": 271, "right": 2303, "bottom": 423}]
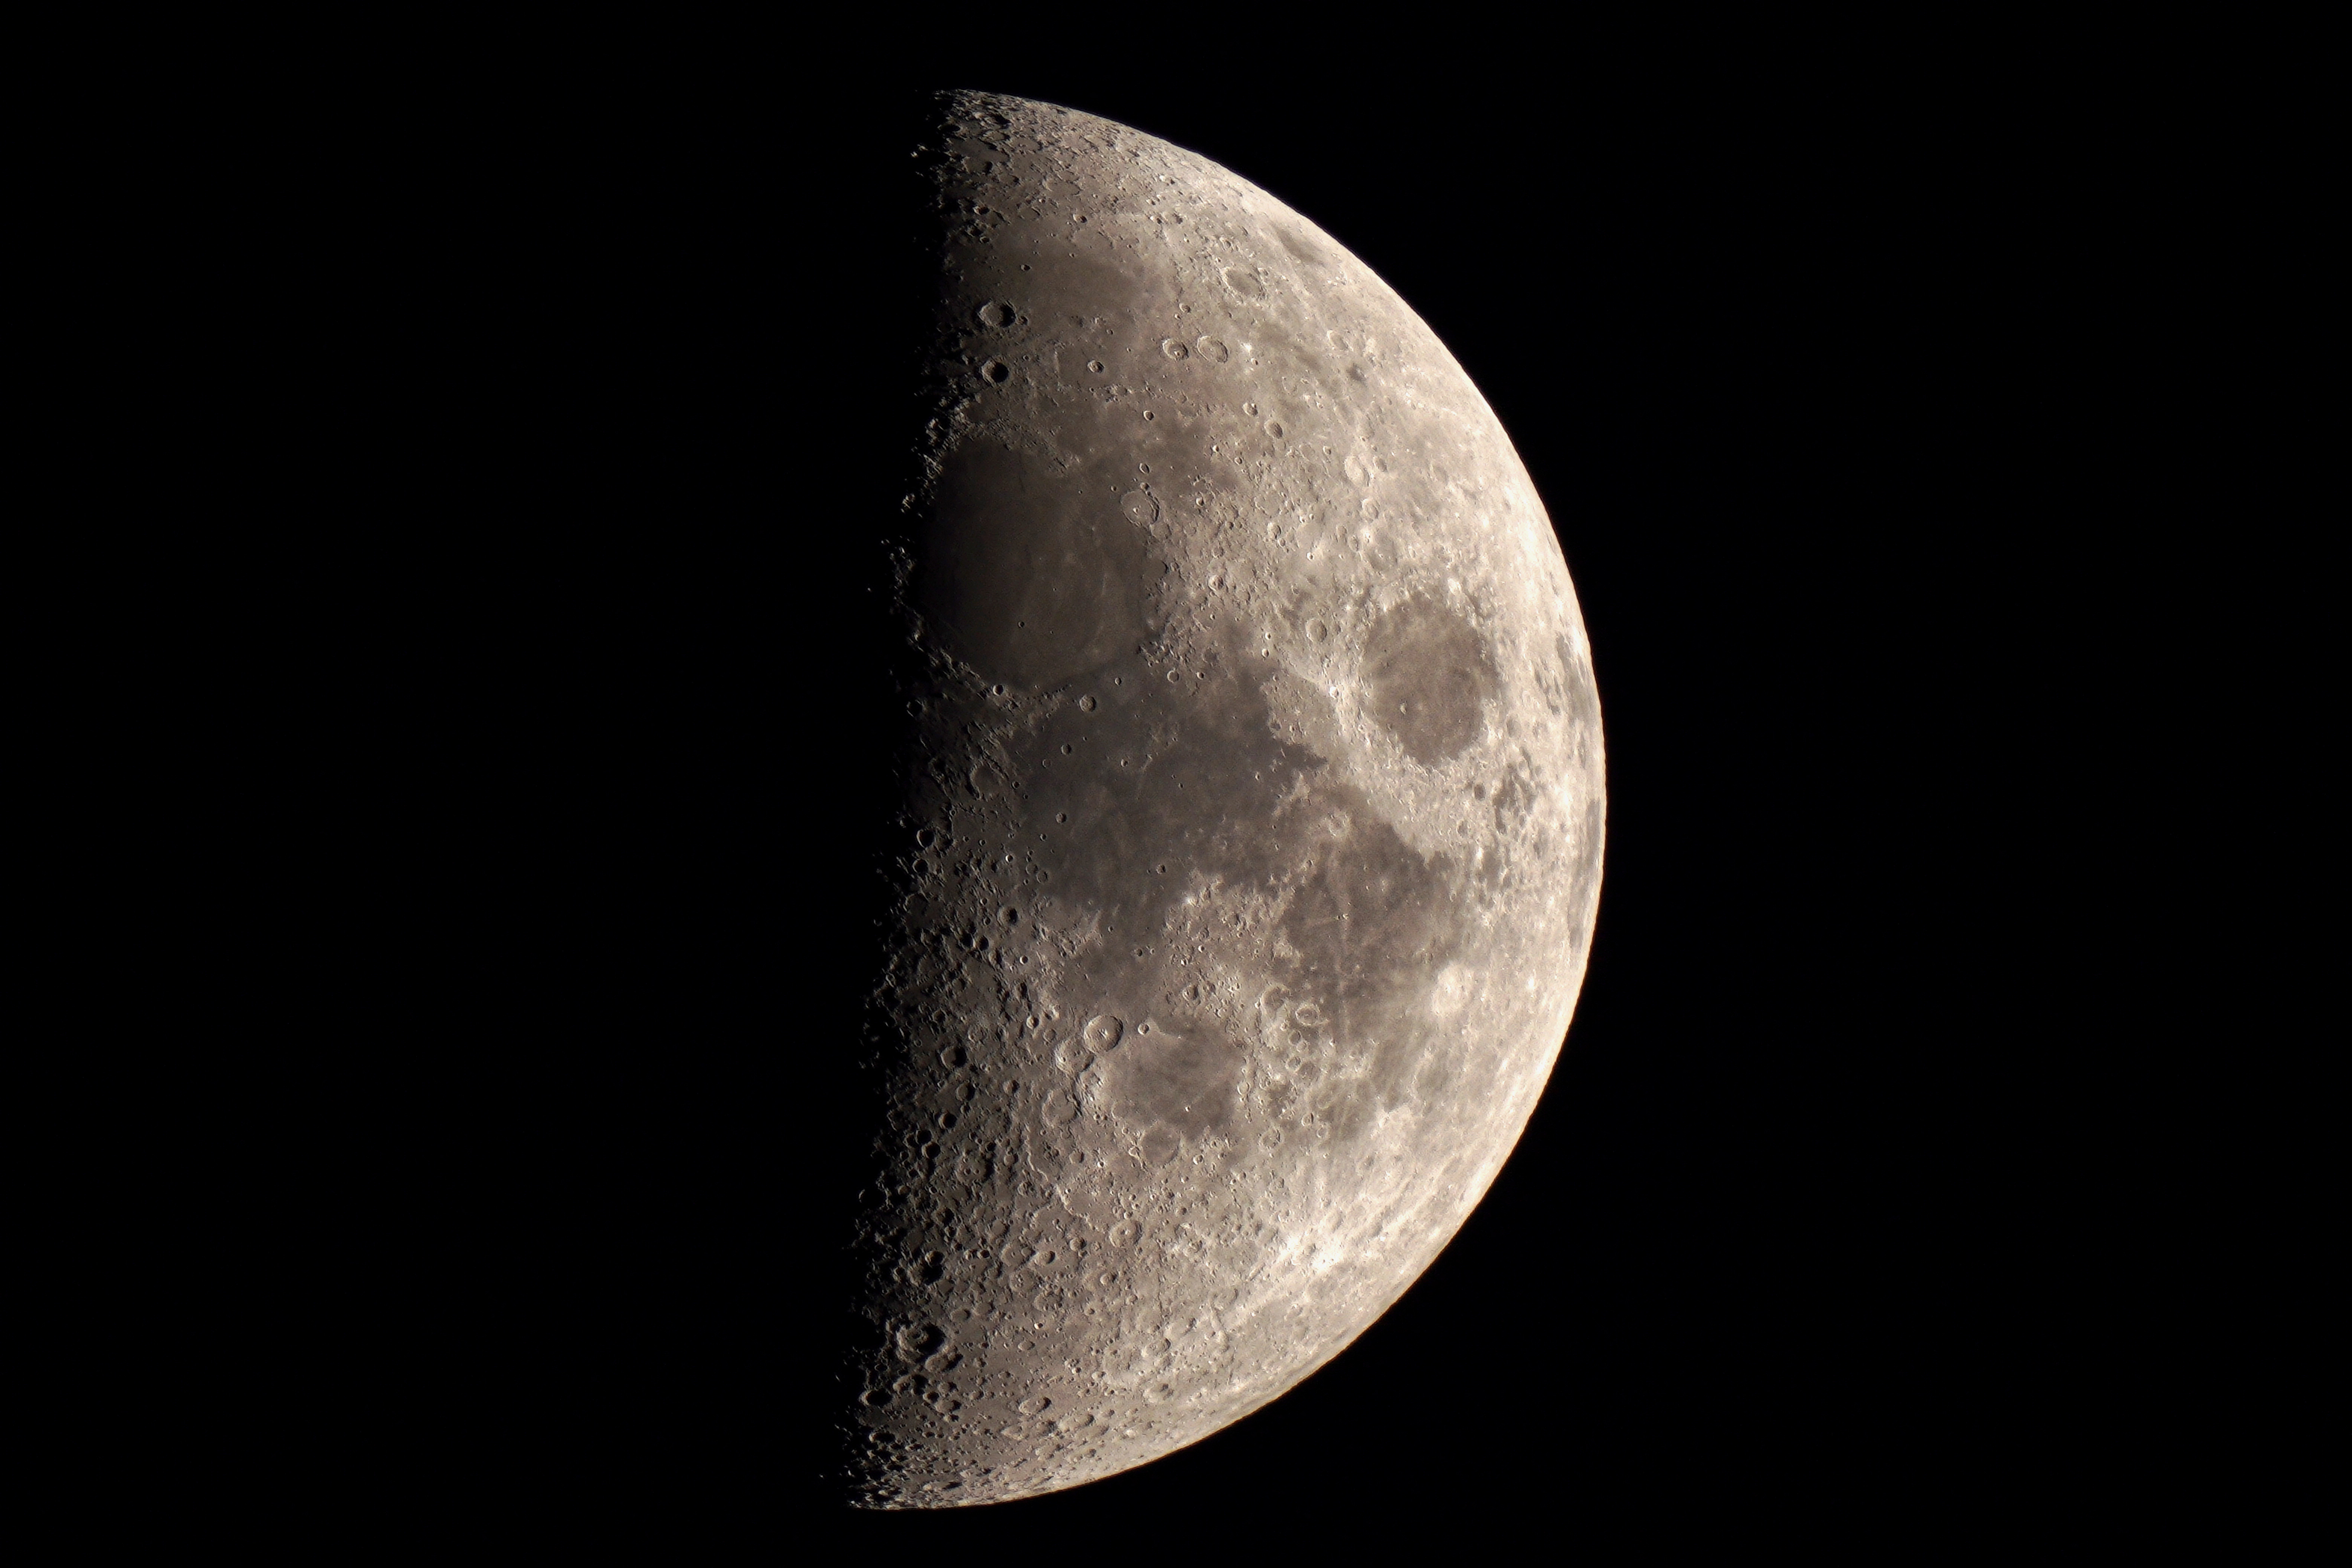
[{"left": 835, "top": 92, "right": 1605, "bottom": 1507}]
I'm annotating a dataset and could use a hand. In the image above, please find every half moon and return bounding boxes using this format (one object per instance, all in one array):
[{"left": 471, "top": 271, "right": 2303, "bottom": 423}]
[{"left": 836, "top": 90, "right": 1605, "bottom": 1508}]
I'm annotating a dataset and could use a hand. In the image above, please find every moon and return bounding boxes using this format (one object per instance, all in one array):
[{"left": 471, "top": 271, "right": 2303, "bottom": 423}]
[{"left": 835, "top": 92, "right": 1604, "bottom": 1507}]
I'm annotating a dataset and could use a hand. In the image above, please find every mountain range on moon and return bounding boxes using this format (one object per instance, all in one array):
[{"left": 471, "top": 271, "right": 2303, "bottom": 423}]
[{"left": 833, "top": 90, "right": 1605, "bottom": 1508}]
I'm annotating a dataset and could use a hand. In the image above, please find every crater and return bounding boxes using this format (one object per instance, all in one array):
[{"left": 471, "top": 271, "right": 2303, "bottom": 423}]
[
  {"left": 1362, "top": 597, "right": 1497, "bottom": 764},
  {"left": 1096, "top": 1028, "right": 1239, "bottom": 1142},
  {"left": 915, "top": 440, "right": 1157, "bottom": 689}
]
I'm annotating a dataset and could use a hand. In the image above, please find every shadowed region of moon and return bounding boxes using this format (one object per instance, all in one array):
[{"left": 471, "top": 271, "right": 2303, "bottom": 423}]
[
  {"left": 916, "top": 442, "right": 1155, "bottom": 690},
  {"left": 836, "top": 91, "right": 1606, "bottom": 1508}
]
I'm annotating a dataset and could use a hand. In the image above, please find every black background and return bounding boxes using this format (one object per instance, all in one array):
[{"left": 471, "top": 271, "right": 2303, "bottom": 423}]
[{"left": 401, "top": 57, "right": 2079, "bottom": 1549}]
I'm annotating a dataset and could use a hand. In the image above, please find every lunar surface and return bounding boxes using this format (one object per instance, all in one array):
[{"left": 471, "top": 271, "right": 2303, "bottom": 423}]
[{"left": 835, "top": 92, "right": 1604, "bottom": 1507}]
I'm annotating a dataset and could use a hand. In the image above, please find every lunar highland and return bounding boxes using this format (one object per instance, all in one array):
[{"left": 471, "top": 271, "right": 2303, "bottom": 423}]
[{"left": 835, "top": 92, "right": 1605, "bottom": 1507}]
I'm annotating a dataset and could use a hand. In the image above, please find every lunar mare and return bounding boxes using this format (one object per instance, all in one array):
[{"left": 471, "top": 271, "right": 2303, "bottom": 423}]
[{"left": 838, "top": 92, "right": 1604, "bottom": 1507}]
